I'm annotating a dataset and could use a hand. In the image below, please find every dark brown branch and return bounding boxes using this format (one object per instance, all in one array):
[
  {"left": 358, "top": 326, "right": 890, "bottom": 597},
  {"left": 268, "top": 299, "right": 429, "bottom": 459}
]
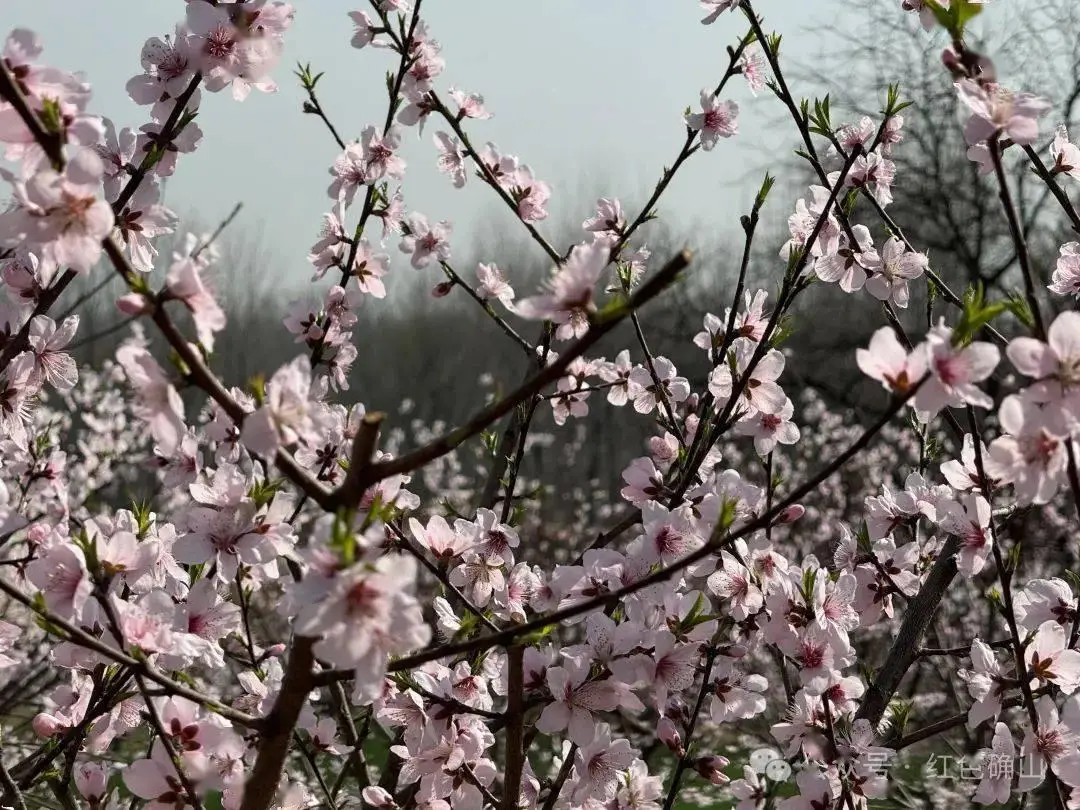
[
  {"left": 335, "top": 411, "right": 385, "bottom": 509},
  {"left": 855, "top": 535, "right": 960, "bottom": 725},
  {"left": 240, "top": 637, "right": 316, "bottom": 810},
  {"left": 501, "top": 646, "right": 526, "bottom": 810}
]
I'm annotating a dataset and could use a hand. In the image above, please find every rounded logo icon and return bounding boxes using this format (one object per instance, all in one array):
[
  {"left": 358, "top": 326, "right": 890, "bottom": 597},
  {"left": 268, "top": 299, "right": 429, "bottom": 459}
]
[
  {"left": 748, "top": 747, "right": 781, "bottom": 773},
  {"left": 764, "top": 758, "right": 793, "bottom": 782}
]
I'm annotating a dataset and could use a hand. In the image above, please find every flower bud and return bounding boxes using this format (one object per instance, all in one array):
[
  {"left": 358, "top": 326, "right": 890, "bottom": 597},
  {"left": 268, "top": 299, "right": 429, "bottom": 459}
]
[
  {"left": 116, "top": 292, "right": 153, "bottom": 316},
  {"left": 74, "top": 761, "right": 108, "bottom": 802},
  {"left": 32, "top": 712, "right": 62, "bottom": 737},
  {"left": 361, "top": 786, "right": 398, "bottom": 808},
  {"left": 26, "top": 522, "right": 51, "bottom": 548},
  {"left": 775, "top": 504, "right": 805, "bottom": 524},
  {"left": 694, "top": 754, "right": 731, "bottom": 785},
  {"left": 432, "top": 281, "right": 454, "bottom": 298},
  {"left": 656, "top": 716, "right": 684, "bottom": 757}
]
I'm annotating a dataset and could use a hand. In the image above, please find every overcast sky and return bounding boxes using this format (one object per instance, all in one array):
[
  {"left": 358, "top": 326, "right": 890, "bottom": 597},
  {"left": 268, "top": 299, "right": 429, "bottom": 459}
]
[{"left": 4, "top": 2, "right": 996, "bottom": 286}]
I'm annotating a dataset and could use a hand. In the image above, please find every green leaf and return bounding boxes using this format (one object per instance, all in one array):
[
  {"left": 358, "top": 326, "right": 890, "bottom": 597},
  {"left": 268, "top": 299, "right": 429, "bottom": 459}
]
[
  {"left": 248, "top": 373, "right": 266, "bottom": 405},
  {"left": 769, "top": 313, "right": 797, "bottom": 348},
  {"left": 39, "top": 97, "right": 63, "bottom": 135},
  {"left": 754, "top": 172, "right": 775, "bottom": 213},
  {"left": 717, "top": 497, "right": 739, "bottom": 532},
  {"left": 926, "top": 0, "right": 984, "bottom": 39},
  {"left": 249, "top": 477, "right": 286, "bottom": 509},
  {"left": 1004, "top": 291, "right": 1035, "bottom": 330},
  {"left": 1064, "top": 570, "right": 1080, "bottom": 596},
  {"left": 953, "top": 282, "right": 1007, "bottom": 345}
]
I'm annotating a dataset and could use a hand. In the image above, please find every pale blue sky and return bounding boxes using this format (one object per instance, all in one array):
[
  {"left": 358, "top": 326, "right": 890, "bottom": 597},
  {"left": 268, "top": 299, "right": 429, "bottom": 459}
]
[{"left": 3, "top": 2, "right": 987, "bottom": 284}]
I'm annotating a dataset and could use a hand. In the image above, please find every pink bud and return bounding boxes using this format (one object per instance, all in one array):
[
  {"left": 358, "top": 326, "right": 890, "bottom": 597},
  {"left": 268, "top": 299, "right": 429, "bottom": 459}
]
[
  {"left": 26, "top": 522, "right": 51, "bottom": 547},
  {"left": 656, "top": 716, "right": 684, "bottom": 756},
  {"left": 266, "top": 643, "right": 287, "bottom": 657},
  {"left": 361, "top": 786, "right": 397, "bottom": 808},
  {"left": 32, "top": 713, "right": 62, "bottom": 737},
  {"left": 694, "top": 754, "right": 731, "bottom": 785},
  {"left": 775, "top": 504, "right": 805, "bottom": 524},
  {"left": 941, "top": 48, "right": 964, "bottom": 77},
  {"left": 432, "top": 281, "right": 454, "bottom": 298},
  {"left": 116, "top": 292, "right": 152, "bottom": 315},
  {"left": 74, "top": 761, "right": 108, "bottom": 801}
]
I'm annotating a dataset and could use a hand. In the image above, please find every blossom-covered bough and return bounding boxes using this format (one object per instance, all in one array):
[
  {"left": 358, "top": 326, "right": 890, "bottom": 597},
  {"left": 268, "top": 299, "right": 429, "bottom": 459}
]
[{"left": 5, "top": 0, "right": 1080, "bottom": 808}]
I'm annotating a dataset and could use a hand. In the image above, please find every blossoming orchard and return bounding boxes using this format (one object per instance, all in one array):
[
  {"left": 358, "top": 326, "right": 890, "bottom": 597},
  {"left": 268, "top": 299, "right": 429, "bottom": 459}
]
[{"left": 5, "top": 0, "right": 1080, "bottom": 807}]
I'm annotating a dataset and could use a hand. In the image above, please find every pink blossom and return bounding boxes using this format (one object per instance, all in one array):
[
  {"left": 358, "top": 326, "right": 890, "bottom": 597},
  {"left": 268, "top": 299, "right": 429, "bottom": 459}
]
[
  {"left": 536, "top": 660, "right": 621, "bottom": 746},
  {"left": 135, "top": 120, "right": 203, "bottom": 178},
  {"left": 240, "top": 355, "right": 317, "bottom": 456},
  {"left": 597, "top": 349, "right": 633, "bottom": 406},
  {"left": 1018, "top": 694, "right": 1080, "bottom": 792},
  {"left": 1052, "top": 125, "right": 1080, "bottom": 180},
  {"left": 686, "top": 90, "right": 739, "bottom": 150},
  {"left": 700, "top": 0, "right": 741, "bottom": 24},
  {"left": 709, "top": 337, "right": 787, "bottom": 416},
  {"left": 708, "top": 551, "right": 763, "bottom": 620},
  {"left": 973, "top": 722, "right": 1016, "bottom": 805},
  {"left": 735, "top": 396, "right": 801, "bottom": 455},
  {"left": 839, "top": 148, "right": 896, "bottom": 207},
  {"left": 399, "top": 213, "right": 452, "bottom": 269},
  {"left": 116, "top": 343, "right": 187, "bottom": 455},
  {"left": 516, "top": 242, "right": 609, "bottom": 340},
  {"left": 582, "top": 197, "right": 625, "bottom": 240},
  {"left": 739, "top": 45, "right": 767, "bottom": 95},
  {"left": 361, "top": 125, "right": 406, "bottom": 184},
  {"left": 329, "top": 143, "right": 370, "bottom": 206},
  {"left": 941, "top": 493, "right": 991, "bottom": 576},
  {"left": 0, "top": 148, "right": 114, "bottom": 274},
  {"left": 814, "top": 224, "right": 877, "bottom": 293},
  {"left": 165, "top": 257, "right": 226, "bottom": 352},
  {"left": 475, "top": 262, "right": 514, "bottom": 307},
  {"left": 1006, "top": 310, "right": 1080, "bottom": 422},
  {"left": 864, "top": 236, "right": 927, "bottom": 307},
  {"left": 781, "top": 184, "right": 841, "bottom": 261},
  {"left": 27, "top": 314, "right": 78, "bottom": 391},
  {"left": 941, "top": 433, "right": 997, "bottom": 491},
  {"left": 985, "top": 394, "right": 1068, "bottom": 505},
  {"left": 114, "top": 181, "right": 178, "bottom": 273},
  {"left": 1027, "top": 621, "right": 1080, "bottom": 694},
  {"left": 95, "top": 118, "right": 137, "bottom": 201},
  {"left": 127, "top": 29, "right": 196, "bottom": 105},
  {"left": 449, "top": 87, "right": 491, "bottom": 120},
  {"left": 308, "top": 202, "right": 349, "bottom": 277},
  {"left": 348, "top": 11, "right": 380, "bottom": 50},
  {"left": 433, "top": 131, "right": 466, "bottom": 188},
  {"left": 914, "top": 322, "right": 999, "bottom": 415},
  {"left": 857, "top": 326, "right": 923, "bottom": 396},
  {"left": 956, "top": 79, "right": 1051, "bottom": 146},
  {"left": 551, "top": 375, "right": 590, "bottom": 425},
  {"left": 349, "top": 239, "right": 390, "bottom": 298},
  {"left": 510, "top": 165, "right": 552, "bottom": 223},
  {"left": 1051, "top": 242, "right": 1080, "bottom": 298},
  {"left": 25, "top": 543, "right": 91, "bottom": 621},
  {"left": 293, "top": 555, "right": 430, "bottom": 703},
  {"left": 571, "top": 724, "right": 637, "bottom": 803},
  {"left": 627, "top": 356, "right": 690, "bottom": 414}
]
